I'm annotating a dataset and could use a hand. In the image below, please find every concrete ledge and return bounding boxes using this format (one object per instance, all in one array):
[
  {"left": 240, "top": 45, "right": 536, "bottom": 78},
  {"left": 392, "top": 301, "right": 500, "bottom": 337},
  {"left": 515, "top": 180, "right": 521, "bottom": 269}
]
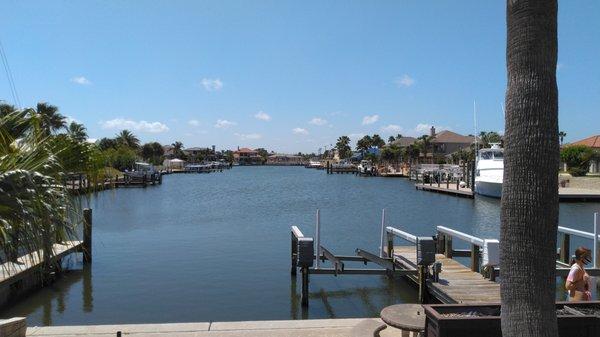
[
  {"left": 1, "top": 317, "right": 27, "bottom": 337},
  {"left": 27, "top": 318, "right": 372, "bottom": 336}
]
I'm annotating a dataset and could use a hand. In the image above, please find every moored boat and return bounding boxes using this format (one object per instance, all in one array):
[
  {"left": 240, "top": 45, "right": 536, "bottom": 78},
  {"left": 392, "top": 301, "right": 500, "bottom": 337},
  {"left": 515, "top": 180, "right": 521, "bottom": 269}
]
[{"left": 474, "top": 144, "right": 503, "bottom": 198}]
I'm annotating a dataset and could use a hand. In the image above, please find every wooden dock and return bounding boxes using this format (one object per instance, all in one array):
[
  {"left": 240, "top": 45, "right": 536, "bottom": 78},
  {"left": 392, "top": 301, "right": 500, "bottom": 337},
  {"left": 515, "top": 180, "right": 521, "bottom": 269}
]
[
  {"left": 0, "top": 209, "right": 93, "bottom": 309},
  {"left": 415, "top": 183, "right": 474, "bottom": 198},
  {"left": 290, "top": 210, "right": 600, "bottom": 307},
  {"left": 391, "top": 246, "right": 500, "bottom": 303}
]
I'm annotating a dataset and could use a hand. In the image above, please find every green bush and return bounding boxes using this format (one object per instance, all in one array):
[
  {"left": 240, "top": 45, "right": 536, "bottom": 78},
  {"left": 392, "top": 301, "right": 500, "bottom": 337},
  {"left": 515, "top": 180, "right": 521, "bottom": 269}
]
[
  {"left": 560, "top": 145, "right": 594, "bottom": 176},
  {"left": 104, "top": 146, "right": 137, "bottom": 171}
]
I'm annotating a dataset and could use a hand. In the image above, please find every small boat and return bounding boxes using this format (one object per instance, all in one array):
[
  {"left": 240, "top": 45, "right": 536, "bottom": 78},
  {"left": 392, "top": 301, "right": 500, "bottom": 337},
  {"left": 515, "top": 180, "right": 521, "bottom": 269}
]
[
  {"left": 474, "top": 143, "right": 503, "bottom": 198},
  {"left": 357, "top": 160, "right": 374, "bottom": 175},
  {"left": 332, "top": 160, "right": 354, "bottom": 169},
  {"left": 124, "top": 162, "right": 159, "bottom": 183},
  {"left": 307, "top": 160, "right": 322, "bottom": 169}
]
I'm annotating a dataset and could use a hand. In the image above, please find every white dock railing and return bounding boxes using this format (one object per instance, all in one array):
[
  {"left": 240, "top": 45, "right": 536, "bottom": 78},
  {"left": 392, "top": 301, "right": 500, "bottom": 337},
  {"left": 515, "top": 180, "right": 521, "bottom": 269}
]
[
  {"left": 557, "top": 212, "right": 599, "bottom": 268},
  {"left": 436, "top": 226, "right": 485, "bottom": 248}
]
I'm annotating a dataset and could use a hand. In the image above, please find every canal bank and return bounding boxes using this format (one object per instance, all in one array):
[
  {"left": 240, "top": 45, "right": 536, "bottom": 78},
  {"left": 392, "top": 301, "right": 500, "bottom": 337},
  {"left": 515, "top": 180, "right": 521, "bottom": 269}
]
[{"left": 1, "top": 167, "right": 599, "bottom": 327}]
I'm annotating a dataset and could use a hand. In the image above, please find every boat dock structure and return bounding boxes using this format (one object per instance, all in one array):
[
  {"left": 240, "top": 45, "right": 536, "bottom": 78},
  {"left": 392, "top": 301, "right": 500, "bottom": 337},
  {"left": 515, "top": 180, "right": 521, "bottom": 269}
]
[
  {"left": 0, "top": 210, "right": 93, "bottom": 309},
  {"left": 290, "top": 210, "right": 600, "bottom": 307}
]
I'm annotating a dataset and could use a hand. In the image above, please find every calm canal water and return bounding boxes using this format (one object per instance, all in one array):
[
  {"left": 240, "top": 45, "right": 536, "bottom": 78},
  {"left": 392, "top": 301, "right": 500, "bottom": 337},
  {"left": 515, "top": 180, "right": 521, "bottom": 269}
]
[{"left": 2, "top": 166, "right": 599, "bottom": 326}]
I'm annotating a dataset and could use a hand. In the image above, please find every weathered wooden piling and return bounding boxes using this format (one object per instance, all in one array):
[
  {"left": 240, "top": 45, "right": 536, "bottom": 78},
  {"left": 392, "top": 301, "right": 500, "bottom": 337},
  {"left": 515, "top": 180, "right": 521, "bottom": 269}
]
[
  {"left": 301, "top": 267, "right": 309, "bottom": 307},
  {"left": 418, "top": 265, "right": 427, "bottom": 304},
  {"left": 83, "top": 208, "right": 92, "bottom": 264},
  {"left": 470, "top": 245, "right": 480, "bottom": 272}
]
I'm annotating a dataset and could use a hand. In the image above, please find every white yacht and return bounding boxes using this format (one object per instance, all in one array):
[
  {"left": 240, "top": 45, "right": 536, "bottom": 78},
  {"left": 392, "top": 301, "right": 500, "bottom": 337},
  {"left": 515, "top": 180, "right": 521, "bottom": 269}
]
[{"left": 474, "top": 144, "right": 504, "bottom": 198}]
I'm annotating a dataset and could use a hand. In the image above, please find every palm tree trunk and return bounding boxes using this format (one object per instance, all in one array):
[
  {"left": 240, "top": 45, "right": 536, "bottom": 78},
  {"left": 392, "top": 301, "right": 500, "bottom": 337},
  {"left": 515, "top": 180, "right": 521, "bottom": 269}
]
[{"left": 501, "top": 1, "right": 559, "bottom": 337}]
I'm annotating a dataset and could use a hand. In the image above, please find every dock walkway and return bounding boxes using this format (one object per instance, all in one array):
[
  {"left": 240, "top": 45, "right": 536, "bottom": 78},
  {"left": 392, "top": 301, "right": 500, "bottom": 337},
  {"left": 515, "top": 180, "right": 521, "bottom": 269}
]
[
  {"left": 391, "top": 246, "right": 500, "bottom": 303},
  {"left": 415, "top": 184, "right": 474, "bottom": 198},
  {"left": 0, "top": 241, "right": 82, "bottom": 285}
]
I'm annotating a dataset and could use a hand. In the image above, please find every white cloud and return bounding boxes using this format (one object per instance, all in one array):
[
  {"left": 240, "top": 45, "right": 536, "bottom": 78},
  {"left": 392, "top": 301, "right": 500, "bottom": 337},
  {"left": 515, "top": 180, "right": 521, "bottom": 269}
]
[
  {"left": 362, "top": 114, "right": 379, "bottom": 125},
  {"left": 201, "top": 78, "right": 223, "bottom": 91},
  {"left": 214, "top": 119, "right": 236, "bottom": 128},
  {"left": 234, "top": 133, "right": 262, "bottom": 140},
  {"left": 254, "top": 111, "right": 271, "bottom": 121},
  {"left": 394, "top": 74, "right": 415, "bottom": 88},
  {"left": 309, "top": 117, "right": 328, "bottom": 126},
  {"left": 188, "top": 119, "right": 201, "bottom": 127},
  {"left": 70, "top": 76, "right": 92, "bottom": 85},
  {"left": 381, "top": 124, "right": 403, "bottom": 133},
  {"left": 100, "top": 118, "right": 169, "bottom": 133},
  {"left": 292, "top": 127, "right": 308, "bottom": 135},
  {"left": 86, "top": 138, "right": 97, "bottom": 143}
]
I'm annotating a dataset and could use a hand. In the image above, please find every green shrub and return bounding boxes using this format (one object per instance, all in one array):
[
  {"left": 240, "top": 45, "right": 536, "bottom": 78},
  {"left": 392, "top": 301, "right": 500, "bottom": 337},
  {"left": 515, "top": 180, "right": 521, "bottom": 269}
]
[{"left": 560, "top": 145, "right": 594, "bottom": 176}]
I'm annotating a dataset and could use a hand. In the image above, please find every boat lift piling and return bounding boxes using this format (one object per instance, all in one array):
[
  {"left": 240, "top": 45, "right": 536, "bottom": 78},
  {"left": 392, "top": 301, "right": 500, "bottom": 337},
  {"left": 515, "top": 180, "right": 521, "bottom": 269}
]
[{"left": 290, "top": 209, "right": 425, "bottom": 307}]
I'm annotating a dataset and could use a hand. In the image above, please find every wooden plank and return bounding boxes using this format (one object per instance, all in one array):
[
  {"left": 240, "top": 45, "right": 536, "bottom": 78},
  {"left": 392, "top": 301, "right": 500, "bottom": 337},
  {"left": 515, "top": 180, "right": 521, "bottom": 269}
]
[
  {"left": 391, "top": 246, "right": 500, "bottom": 304},
  {"left": 0, "top": 241, "right": 82, "bottom": 285}
]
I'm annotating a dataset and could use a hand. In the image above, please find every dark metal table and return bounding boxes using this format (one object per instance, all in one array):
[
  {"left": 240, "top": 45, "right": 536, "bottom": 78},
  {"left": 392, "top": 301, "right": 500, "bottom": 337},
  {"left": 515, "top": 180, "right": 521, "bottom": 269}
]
[{"left": 380, "top": 304, "right": 426, "bottom": 337}]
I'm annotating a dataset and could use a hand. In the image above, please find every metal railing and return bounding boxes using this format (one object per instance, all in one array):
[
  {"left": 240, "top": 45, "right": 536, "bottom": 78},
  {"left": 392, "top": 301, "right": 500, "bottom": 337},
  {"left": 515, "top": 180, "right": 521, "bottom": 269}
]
[{"left": 557, "top": 212, "right": 599, "bottom": 268}]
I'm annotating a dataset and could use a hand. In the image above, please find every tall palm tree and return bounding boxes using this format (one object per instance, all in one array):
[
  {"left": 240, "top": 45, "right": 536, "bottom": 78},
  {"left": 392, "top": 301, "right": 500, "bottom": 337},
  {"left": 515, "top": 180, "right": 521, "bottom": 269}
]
[
  {"left": 29, "top": 102, "right": 66, "bottom": 136},
  {"left": 335, "top": 136, "right": 351, "bottom": 159},
  {"left": 67, "top": 122, "right": 87, "bottom": 142},
  {"left": 371, "top": 134, "right": 385, "bottom": 148},
  {"left": 558, "top": 131, "right": 567, "bottom": 146},
  {"left": 115, "top": 129, "right": 140, "bottom": 149},
  {"left": 501, "top": 1, "right": 559, "bottom": 337}
]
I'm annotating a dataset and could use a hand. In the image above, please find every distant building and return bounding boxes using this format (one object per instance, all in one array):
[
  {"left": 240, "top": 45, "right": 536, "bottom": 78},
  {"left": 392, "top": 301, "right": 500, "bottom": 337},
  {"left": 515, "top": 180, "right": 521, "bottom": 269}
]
[
  {"left": 389, "top": 136, "right": 417, "bottom": 148},
  {"left": 567, "top": 135, "right": 600, "bottom": 174},
  {"left": 267, "top": 154, "right": 304, "bottom": 165},
  {"left": 162, "top": 145, "right": 175, "bottom": 157},
  {"left": 233, "top": 147, "right": 262, "bottom": 165},
  {"left": 184, "top": 147, "right": 218, "bottom": 162},
  {"left": 163, "top": 158, "right": 186, "bottom": 171},
  {"left": 429, "top": 127, "right": 475, "bottom": 163}
]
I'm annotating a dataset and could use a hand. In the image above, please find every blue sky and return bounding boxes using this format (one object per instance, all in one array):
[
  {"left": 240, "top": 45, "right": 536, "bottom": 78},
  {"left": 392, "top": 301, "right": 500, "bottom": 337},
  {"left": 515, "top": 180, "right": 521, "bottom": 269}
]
[{"left": 1, "top": 1, "right": 598, "bottom": 153}]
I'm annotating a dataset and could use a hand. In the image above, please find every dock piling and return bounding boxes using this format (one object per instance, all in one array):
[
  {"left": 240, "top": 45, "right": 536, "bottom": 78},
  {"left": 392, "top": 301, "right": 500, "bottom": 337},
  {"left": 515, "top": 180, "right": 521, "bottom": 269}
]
[
  {"left": 315, "top": 209, "right": 321, "bottom": 269},
  {"left": 470, "top": 244, "right": 480, "bottom": 272},
  {"left": 83, "top": 208, "right": 92, "bottom": 264},
  {"left": 444, "top": 236, "right": 453, "bottom": 258},
  {"left": 379, "top": 209, "right": 386, "bottom": 258},
  {"left": 559, "top": 232, "right": 570, "bottom": 264},
  {"left": 301, "top": 267, "right": 309, "bottom": 307},
  {"left": 417, "top": 265, "right": 427, "bottom": 304}
]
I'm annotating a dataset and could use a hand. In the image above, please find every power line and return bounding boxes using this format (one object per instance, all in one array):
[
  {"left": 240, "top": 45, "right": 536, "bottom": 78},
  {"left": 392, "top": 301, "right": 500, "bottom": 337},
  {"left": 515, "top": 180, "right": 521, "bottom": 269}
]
[{"left": 0, "top": 38, "right": 21, "bottom": 108}]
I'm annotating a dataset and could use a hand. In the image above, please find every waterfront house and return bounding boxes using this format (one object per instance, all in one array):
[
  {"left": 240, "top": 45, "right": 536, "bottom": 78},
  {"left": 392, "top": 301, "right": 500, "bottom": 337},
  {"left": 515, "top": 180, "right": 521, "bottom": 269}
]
[
  {"left": 162, "top": 145, "right": 175, "bottom": 157},
  {"left": 184, "top": 146, "right": 218, "bottom": 163},
  {"left": 428, "top": 127, "right": 475, "bottom": 163},
  {"left": 566, "top": 135, "right": 600, "bottom": 174},
  {"left": 389, "top": 136, "right": 417, "bottom": 148},
  {"left": 267, "top": 154, "right": 304, "bottom": 165},
  {"left": 233, "top": 147, "right": 263, "bottom": 165}
]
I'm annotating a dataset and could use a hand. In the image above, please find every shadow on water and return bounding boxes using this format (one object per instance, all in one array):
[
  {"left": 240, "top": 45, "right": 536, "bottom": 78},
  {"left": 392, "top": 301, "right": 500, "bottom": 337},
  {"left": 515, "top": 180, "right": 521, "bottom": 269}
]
[{"left": 0, "top": 260, "right": 91, "bottom": 326}]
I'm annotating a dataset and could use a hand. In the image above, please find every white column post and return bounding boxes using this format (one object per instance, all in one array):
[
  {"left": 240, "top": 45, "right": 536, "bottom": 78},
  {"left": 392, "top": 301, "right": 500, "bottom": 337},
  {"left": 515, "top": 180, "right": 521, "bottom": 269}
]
[
  {"left": 315, "top": 209, "right": 321, "bottom": 269},
  {"left": 380, "top": 209, "right": 386, "bottom": 258},
  {"left": 594, "top": 212, "right": 599, "bottom": 269}
]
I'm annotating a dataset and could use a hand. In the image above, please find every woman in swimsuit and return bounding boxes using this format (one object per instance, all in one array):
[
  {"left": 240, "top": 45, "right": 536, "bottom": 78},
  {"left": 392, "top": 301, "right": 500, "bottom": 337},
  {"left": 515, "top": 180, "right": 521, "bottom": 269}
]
[{"left": 565, "top": 246, "right": 592, "bottom": 301}]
